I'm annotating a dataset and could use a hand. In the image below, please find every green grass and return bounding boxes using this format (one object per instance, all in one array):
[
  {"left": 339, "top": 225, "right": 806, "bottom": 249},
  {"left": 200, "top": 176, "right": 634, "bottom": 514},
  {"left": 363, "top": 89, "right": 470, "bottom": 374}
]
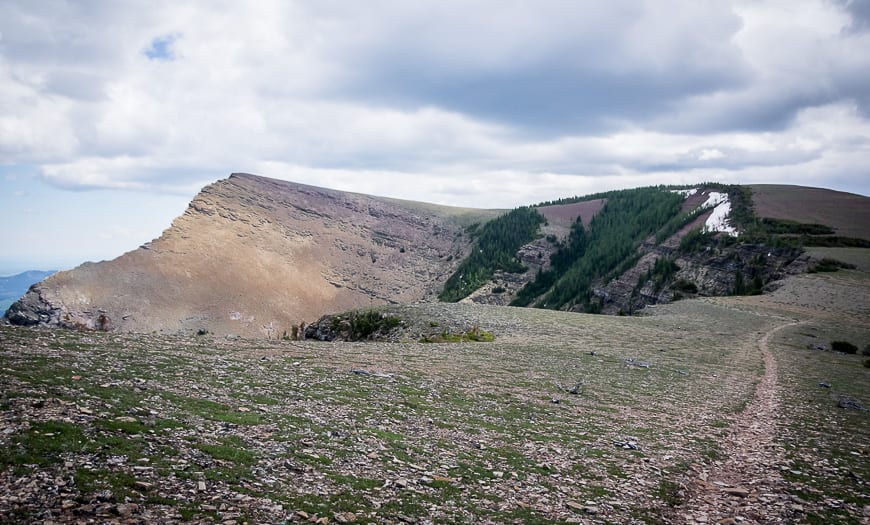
[
  {"left": 163, "top": 393, "right": 266, "bottom": 425},
  {"left": 1, "top": 269, "right": 867, "bottom": 524},
  {"left": 196, "top": 436, "right": 257, "bottom": 465},
  {"left": 0, "top": 420, "right": 89, "bottom": 472}
]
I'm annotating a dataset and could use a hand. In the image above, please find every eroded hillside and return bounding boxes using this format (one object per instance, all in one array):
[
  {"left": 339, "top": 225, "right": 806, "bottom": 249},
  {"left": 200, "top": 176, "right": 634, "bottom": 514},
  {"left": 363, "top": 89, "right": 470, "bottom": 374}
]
[
  {"left": 452, "top": 185, "right": 870, "bottom": 315},
  {"left": 6, "top": 177, "right": 869, "bottom": 336},
  {"left": 5, "top": 174, "right": 498, "bottom": 337}
]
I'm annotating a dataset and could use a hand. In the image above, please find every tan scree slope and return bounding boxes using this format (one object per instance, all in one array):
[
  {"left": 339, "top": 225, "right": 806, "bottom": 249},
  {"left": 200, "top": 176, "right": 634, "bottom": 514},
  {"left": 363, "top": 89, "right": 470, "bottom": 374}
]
[{"left": 11, "top": 173, "right": 497, "bottom": 337}]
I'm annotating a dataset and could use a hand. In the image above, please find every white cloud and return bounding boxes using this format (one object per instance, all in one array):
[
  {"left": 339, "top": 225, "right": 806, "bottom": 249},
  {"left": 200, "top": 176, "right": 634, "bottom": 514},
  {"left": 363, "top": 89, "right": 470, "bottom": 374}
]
[
  {"left": 699, "top": 149, "right": 726, "bottom": 161},
  {"left": 0, "top": 0, "right": 868, "bottom": 269}
]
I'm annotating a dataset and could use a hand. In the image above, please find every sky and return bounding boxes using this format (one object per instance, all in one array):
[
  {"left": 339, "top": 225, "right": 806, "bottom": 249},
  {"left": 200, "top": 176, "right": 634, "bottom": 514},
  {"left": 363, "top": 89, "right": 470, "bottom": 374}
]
[{"left": 1, "top": 0, "right": 869, "bottom": 275}]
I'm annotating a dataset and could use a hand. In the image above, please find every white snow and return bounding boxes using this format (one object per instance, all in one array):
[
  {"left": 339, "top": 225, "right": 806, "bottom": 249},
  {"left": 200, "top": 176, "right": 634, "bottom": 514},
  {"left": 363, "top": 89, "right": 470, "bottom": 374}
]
[
  {"left": 700, "top": 191, "right": 728, "bottom": 208},
  {"left": 700, "top": 192, "right": 738, "bottom": 236},
  {"left": 671, "top": 188, "right": 738, "bottom": 236}
]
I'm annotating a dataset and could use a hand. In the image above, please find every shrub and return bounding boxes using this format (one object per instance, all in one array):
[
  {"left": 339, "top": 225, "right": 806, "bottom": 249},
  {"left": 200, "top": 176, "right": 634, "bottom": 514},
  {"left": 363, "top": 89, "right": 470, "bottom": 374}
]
[
  {"left": 673, "top": 279, "right": 698, "bottom": 294},
  {"left": 349, "top": 310, "right": 401, "bottom": 340},
  {"left": 862, "top": 344, "right": 870, "bottom": 357},
  {"left": 809, "top": 258, "right": 857, "bottom": 273},
  {"left": 492, "top": 286, "right": 506, "bottom": 294},
  {"left": 831, "top": 340, "right": 858, "bottom": 354},
  {"left": 419, "top": 326, "right": 494, "bottom": 343}
]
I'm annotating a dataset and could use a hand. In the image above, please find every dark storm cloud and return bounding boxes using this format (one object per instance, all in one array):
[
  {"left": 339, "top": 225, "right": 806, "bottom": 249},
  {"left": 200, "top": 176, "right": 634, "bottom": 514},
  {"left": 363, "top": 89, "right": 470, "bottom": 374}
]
[
  {"left": 837, "top": 0, "right": 870, "bottom": 31},
  {"left": 316, "top": 0, "right": 752, "bottom": 136},
  {"left": 342, "top": 60, "right": 750, "bottom": 136}
]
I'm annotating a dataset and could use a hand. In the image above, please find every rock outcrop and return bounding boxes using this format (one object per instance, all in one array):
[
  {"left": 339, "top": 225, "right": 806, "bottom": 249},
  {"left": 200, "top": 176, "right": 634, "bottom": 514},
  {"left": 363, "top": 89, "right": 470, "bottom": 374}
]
[{"left": 6, "top": 173, "right": 498, "bottom": 337}]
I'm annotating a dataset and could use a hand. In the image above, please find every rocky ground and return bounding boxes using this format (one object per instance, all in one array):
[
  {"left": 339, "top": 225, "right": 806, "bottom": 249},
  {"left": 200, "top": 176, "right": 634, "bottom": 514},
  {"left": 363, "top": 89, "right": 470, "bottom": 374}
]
[{"left": 1, "top": 251, "right": 869, "bottom": 524}]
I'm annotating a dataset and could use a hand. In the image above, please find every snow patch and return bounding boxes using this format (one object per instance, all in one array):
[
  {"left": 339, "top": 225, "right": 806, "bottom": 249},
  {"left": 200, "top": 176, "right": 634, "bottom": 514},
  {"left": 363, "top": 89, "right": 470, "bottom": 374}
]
[
  {"left": 671, "top": 188, "right": 698, "bottom": 197},
  {"left": 700, "top": 192, "right": 738, "bottom": 236},
  {"left": 701, "top": 191, "right": 728, "bottom": 208}
]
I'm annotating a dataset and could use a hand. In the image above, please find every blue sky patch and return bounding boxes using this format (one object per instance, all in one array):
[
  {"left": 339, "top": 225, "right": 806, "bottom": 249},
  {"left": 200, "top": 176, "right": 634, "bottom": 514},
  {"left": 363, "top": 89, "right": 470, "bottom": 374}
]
[{"left": 144, "top": 34, "right": 178, "bottom": 60}]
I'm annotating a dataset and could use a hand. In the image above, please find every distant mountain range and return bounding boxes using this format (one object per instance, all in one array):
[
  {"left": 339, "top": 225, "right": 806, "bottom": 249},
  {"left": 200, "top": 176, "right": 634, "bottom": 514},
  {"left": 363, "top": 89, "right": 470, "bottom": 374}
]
[
  {"left": 0, "top": 270, "right": 56, "bottom": 314},
  {"left": 4, "top": 173, "right": 868, "bottom": 336}
]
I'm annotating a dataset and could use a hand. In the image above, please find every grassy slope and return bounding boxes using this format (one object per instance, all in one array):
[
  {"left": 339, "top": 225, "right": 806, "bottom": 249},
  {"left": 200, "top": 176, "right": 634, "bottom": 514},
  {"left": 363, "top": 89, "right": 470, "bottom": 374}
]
[
  {"left": 749, "top": 184, "right": 870, "bottom": 241},
  {"left": 716, "top": 247, "right": 870, "bottom": 524},
  {"left": 3, "top": 249, "right": 867, "bottom": 523}
]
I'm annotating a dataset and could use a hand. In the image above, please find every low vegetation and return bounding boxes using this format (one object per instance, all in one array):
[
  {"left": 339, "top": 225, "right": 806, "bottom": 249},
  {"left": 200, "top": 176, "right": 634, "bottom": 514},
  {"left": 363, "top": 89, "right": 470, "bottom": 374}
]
[
  {"left": 324, "top": 309, "right": 403, "bottom": 341},
  {"left": 439, "top": 207, "right": 545, "bottom": 302},
  {"left": 2, "top": 244, "right": 869, "bottom": 523},
  {"left": 419, "top": 326, "right": 494, "bottom": 343},
  {"left": 514, "top": 187, "right": 684, "bottom": 311},
  {"left": 808, "top": 258, "right": 857, "bottom": 273},
  {"left": 830, "top": 340, "right": 858, "bottom": 354}
]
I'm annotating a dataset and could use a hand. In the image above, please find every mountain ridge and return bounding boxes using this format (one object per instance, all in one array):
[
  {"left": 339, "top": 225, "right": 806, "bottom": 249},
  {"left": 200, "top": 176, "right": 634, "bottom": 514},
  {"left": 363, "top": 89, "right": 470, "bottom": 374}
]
[
  {"left": 5, "top": 174, "right": 499, "bottom": 337},
  {"left": 5, "top": 174, "right": 869, "bottom": 336}
]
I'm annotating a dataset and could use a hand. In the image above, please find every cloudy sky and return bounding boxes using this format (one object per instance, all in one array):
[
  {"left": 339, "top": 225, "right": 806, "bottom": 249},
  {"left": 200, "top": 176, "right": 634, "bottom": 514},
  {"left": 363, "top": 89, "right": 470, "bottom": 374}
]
[{"left": 1, "top": 0, "right": 869, "bottom": 274}]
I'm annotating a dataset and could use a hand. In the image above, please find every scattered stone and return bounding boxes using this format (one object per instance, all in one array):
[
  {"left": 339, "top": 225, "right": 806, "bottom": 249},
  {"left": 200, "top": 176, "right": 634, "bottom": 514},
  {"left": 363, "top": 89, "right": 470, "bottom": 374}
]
[
  {"left": 613, "top": 439, "right": 639, "bottom": 450},
  {"left": 837, "top": 395, "right": 867, "bottom": 411},
  {"left": 115, "top": 503, "right": 138, "bottom": 517},
  {"left": 623, "top": 358, "right": 651, "bottom": 369},
  {"left": 723, "top": 487, "right": 750, "bottom": 498},
  {"left": 565, "top": 501, "right": 584, "bottom": 511},
  {"left": 334, "top": 511, "right": 356, "bottom": 523},
  {"left": 818, "top": 382, "right": 831, "bottom": 388},
  {"left": 351, "top": 369, "right": 394, "bottom": 378}
]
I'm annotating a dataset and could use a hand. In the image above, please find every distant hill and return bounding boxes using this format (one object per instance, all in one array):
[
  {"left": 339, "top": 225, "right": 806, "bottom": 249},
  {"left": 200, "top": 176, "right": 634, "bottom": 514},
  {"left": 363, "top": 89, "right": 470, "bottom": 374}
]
[
  {"left": 0, "top": 270, "right": 55, "bottom": 314},
  {"left": 5, "top": 174, "right": 498, "bottom": 337},
  {"left": 6, "top": 174, "right": 868, "bottom": 336},
  {"left": 441, "top": 184, "right": 869, "bottom": 314},
  {"left": 749, "top": 184, "right": 870, "bottom": 241}
]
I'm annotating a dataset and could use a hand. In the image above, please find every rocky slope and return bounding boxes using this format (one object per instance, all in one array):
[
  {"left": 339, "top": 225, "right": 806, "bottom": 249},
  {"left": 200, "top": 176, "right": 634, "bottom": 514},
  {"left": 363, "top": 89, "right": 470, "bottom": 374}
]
[
  {"left": 458, "top": 186, "right": 868, "bottom": 313},
  {"left": 5, "top": 174, "right": 497, "bottom": 337},
  {"left": 0, "top": 270, "right": 56, "bottom": 313},
  {"left": 6, "top": 178, "right": 868, "bottom": 335}
]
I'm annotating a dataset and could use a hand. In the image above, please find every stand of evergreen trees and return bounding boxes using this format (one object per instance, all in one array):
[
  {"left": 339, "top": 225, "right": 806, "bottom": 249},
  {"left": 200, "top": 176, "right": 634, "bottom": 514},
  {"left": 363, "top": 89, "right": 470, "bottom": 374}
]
[
  {"left": 438, "top": 207, "right": 545, "bottom": 302},
  {"left": 513, "top": 187, "right": 684, "bottom": 311}
]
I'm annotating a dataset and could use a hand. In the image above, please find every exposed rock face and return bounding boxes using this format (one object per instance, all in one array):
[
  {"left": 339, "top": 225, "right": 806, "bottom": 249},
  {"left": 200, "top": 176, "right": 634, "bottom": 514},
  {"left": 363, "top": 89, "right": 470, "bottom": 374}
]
[
  {"left": 6, "top": 174, "right": 496, "bottom": 337},
  {"left": 596, "top": 243, "right": 804, "bottom": 315}
]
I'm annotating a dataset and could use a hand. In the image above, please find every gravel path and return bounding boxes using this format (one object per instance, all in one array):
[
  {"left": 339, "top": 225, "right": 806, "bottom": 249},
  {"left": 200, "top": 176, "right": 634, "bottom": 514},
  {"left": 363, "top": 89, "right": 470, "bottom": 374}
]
[{"left": 677, "top": 321, "right": 804, "bottom": 525}]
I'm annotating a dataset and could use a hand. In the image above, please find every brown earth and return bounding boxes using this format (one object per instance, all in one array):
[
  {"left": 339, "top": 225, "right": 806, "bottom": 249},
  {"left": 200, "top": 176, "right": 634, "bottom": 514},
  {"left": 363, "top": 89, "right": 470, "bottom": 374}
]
[
  {"left": 749, "top": 184, "right": 870, "bottom": 240},
  {"left": 535, "top": 199, "right": 606, "bottom": 230},
  {"left": 6, "top": 174, "right": 499, "bottom": 338}
]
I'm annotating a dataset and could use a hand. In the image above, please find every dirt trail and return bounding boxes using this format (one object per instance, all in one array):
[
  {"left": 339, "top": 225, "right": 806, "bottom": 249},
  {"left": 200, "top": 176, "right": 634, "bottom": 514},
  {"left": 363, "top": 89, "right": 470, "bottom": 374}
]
[{"left": 676, "top": 321, "right": 801, "bottom": 525}]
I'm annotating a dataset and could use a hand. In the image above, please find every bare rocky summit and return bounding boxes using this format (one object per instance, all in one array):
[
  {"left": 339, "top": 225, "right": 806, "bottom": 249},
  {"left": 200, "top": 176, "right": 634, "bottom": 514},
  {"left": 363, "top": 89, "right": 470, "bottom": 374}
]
[{"left": 6, "top": 174, "right": 497, "bottom": 337}]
